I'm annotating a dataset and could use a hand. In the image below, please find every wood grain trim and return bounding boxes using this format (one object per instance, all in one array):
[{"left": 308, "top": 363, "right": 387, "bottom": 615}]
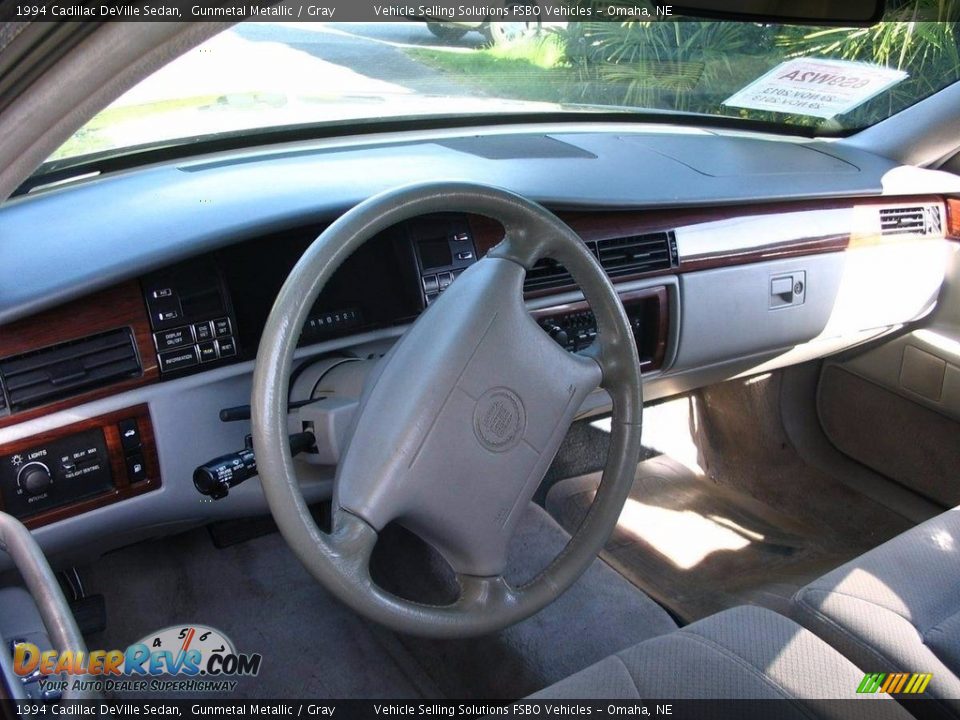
[
  {"left": 531, "top": 286, "right": 669, "bottom": 372},
  {"left": 678, "top": 233, "right": 851, "bottom": 273},
  {"left": 470, "top": 195, "right": 950, "bottom": 294},
  {"left": 0, "top": 281, "right": 158, "bottom": 429},
  {"left": 0, "top": 405, "right": 160, "bottom": 529}
]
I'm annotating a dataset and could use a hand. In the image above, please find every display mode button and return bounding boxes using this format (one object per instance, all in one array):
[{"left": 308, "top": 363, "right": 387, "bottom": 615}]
[
  {"left": 158, "top": 347, "right": 199, "bottom": 373},
  {"left": 154, "top": 326, "right": 193, "bottom": 351}
]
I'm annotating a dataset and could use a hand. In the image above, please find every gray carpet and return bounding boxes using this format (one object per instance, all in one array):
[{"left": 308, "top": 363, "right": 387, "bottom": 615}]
[
  {"left": 547, "top": 456, "right": 857, "bottom": 623},
  {"left": 371, "top": 504, "right": 678, "bottom": 699},
  {"left": 79, "top": 503, "right": 676, "bottom": 699},
  {"left": 693, "top": 373, "right": 912, "bottom": 551},
  {"left": 546, "top": 373, "right": 916, "bottom": 624},
  {"left": 534, "top": 415, "right": 658, "bottom": 505},
  {"left": 80, "top": 528, "right": 441, "bottom": 699}
]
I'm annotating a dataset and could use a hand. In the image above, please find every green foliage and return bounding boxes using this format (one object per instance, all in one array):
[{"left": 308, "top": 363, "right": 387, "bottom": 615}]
[
  {"left": 409, "top": 3, "right": 959, "bottom": 132},
  {"left": 775, "top": 3, "right": 959, "bottom": 125},
  {"left": 555, "top": 2, "right": 960, "bottom": 128},
  {"left": 563, "top": 21, "right": 775, "bottom": 113}
]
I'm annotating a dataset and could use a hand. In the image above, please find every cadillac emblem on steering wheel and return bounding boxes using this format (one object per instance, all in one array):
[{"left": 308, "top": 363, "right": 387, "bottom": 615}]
[{"left": 473, "top": 387, "right": 526, "bottom": 453}]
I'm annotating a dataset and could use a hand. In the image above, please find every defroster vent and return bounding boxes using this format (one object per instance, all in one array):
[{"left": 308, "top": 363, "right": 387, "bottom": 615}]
[{"left": 0, "top": 328, "right": 141, "bottom": 412}]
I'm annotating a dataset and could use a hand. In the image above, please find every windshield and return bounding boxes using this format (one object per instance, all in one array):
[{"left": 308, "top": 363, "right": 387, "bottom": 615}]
[{"left": 48, "top": 12, "right": 960, "bottom": 166}]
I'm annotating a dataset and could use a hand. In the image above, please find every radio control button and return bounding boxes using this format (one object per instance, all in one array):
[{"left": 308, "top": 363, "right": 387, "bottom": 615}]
[
  {"left": 216, "top": 337, "right": 237, "bottom": 358},
  {"left": 198, "top": 341, "right": 218, "bottom": 363},
  {"left": 194, "top": 322, "right": 214, "bottom": 342},
  {"left": 158, "top": 347, "right": 199, "bottom": 373},
  {"left": 212, "top": 317, "right": 232, "bottom": 338},
  {"left": 118, "top": 418, "right": 141, "bottom": 452}
]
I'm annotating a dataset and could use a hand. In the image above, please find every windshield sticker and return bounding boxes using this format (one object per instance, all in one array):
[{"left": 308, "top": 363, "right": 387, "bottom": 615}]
[{"left": 723, "top": 58, "right": 908, "bottom": 119}]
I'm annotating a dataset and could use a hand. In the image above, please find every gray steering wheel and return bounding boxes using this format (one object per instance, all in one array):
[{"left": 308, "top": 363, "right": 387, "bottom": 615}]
[{"left": 252, "top": 182, "right": 642, "bottom": 638}]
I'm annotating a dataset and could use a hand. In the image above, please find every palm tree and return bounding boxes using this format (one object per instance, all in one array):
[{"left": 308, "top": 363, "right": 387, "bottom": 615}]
[{"left": 775, "top": 1, "right": 959, "bottom": 126}]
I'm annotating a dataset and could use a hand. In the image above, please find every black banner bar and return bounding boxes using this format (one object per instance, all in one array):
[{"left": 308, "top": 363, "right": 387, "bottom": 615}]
[
  {"left": 0, "top": 0, "right": 682, "bottom": 23},
  {"left": 0, "top": 699, "right": 930, "bottom": 720}
]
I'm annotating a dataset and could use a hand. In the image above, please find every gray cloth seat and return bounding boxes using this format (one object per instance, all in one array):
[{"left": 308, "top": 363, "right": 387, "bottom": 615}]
[
  {"left": 793, "top": 506, "right": 960, "bottom": 718},
  {"left": 533, "top": 605, "right": 910, "bottom": 719}
]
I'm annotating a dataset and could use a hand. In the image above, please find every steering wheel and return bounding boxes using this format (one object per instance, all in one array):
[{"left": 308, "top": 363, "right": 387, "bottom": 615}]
[{"left": 252, "top": 182, "right": 642, "bottom": 638}]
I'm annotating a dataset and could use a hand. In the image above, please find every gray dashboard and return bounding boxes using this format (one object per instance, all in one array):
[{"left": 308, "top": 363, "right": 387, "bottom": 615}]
[
  {"left": 1, "top": 122, "right": 959, "bottom": 569},
  {"left": 0, "top": 124, "right": 905, "bottom": 325}
]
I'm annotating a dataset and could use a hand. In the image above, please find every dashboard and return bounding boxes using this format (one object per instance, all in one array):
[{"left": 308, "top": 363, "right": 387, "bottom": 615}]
[{"left": 0, "top": 124, "right": 958, "bottom": 567}]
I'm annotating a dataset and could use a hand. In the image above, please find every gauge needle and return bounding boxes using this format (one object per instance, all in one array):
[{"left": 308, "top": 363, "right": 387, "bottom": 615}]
[
  {"left": 181, "top": 627, "right": 195, "bottom": 653},
  {"left": 175, "top": 626, "right": 196, "bottom": 671}
]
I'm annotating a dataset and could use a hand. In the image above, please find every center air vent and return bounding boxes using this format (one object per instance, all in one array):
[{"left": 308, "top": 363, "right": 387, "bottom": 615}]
[
  {"left": 0, "top": 328, "right": 141, "bottom": 413},
  {"left": 524, "top": 231, "right": 677, "bottom": 292},
  {"left": 879, "top": 205, "right": 941, "bottom": 237}
]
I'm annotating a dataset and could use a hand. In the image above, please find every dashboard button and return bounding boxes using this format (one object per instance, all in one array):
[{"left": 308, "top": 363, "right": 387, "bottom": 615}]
[
  {"left": 117, "top": 418, "right": 141, "bottom": 452},
  {"left": 437, "top": 272, "right": 454, "bottom": 289},
  {"left": 126, "top": 452, "right": 147, "bottom": 483},
  {"left": 154, "top": 326, "right": 193, "bottom": 351},
  {"left": 216, "top": 337, "right": 237, "bottom": 358},
  {"left": 422, "top": 275, "right": 439, "bottom": 294},
  {"left": 194, "top": 322, "right": 213, "bottom": 342},
  {"left": 158, "top": 347, "right": 199, "bottom": 373},
  {"left": 198, "top": 341, "right": 218, "bottom": 363},
  {"left": 213, "top": 317, "right": 232, "bottom": 338}
]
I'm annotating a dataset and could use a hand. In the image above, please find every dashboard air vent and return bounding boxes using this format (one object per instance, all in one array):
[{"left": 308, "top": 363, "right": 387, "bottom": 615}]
[
  {"left": 523, "top": 231, "right": 676, "bottom": 292},
  {"left": 525, "top": 258, "right": 574, "bottom": 292},
  {"left": 879, "top": 205, "right": 941, "bottom": 237},
  {"left": 0, "top": 328, "right": 141, "bottom": 412},
  {"left": 596, "top": 232, "right": 674, "bottom": 278}
]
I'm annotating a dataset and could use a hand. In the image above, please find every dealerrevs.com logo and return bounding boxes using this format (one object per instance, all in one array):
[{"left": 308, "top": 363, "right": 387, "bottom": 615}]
[{"left": 13, "top": 624, "right": 262, "bottom": 694}]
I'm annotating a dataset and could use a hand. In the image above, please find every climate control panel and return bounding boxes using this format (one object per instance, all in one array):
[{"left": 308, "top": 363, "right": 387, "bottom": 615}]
[{"left": 532, "top": 286, "right": 670, "bottom": 372}]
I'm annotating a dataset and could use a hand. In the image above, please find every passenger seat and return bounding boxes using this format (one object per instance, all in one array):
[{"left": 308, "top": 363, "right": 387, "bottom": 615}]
[
  {"left": 793, "top": 507, "right": 960, "bottom": 718},
  {"left": 533, "top": 605, "right": 909, "bottom": 719}
]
